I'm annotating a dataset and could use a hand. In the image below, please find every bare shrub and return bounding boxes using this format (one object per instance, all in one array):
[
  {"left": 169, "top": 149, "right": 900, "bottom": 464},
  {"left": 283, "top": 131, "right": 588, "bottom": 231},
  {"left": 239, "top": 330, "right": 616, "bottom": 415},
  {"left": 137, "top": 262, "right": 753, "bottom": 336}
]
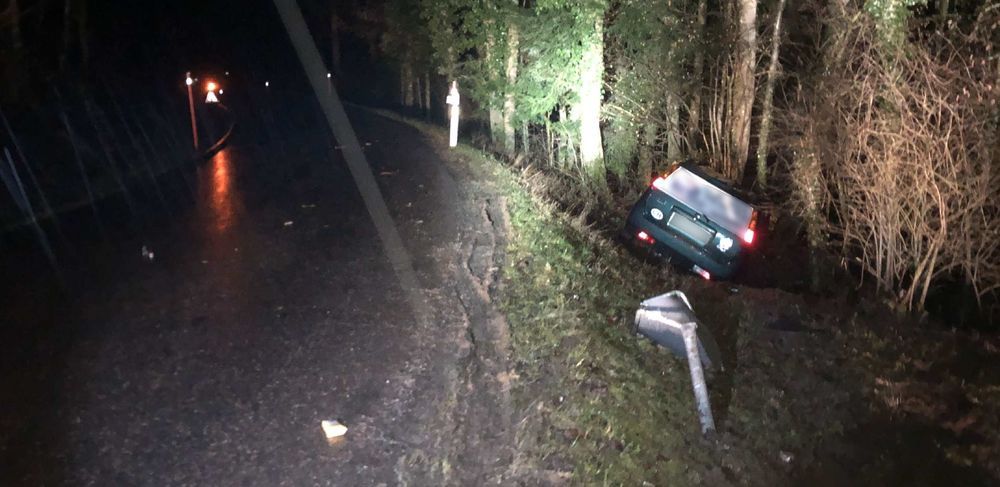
[{"left": 785, "top": 11, "right": 1000, "bottom": 311}]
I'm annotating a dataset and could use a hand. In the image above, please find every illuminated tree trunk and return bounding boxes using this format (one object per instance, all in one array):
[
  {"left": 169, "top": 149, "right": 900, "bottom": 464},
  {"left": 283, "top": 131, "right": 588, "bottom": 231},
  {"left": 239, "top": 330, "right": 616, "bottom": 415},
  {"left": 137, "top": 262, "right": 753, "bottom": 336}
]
[
  {"left": 415, "top": 75, "right": 423, "bottom": 110},
  {"left": 756, "top": 0, "right": 785, "bottom": 189},
  {"left": 402, "top": 63, "right": 414, "bottom": 107},
  {"left": 521, "top": 122, "right": 529, "bottom": 155},
  {"left": 444, "top": 44, "right": 456, "bottom": 120},
  {"left": 545, "top": 118, "right": 554, "bottom": 166},
  {"left": 577, "top": 9, "right": 606, "bottom": 185},
  {"left": 489, "top": 106, "right": 503, "bottom": 144},
  {"left": 665, "top": 91, "right": 682, "bottom": 161},
  {"left": 798, "top": 138, "right": 826, "bottom": 292},
  {"left": 559, "top": 106, "right": 572, "bottom": 167},
  {"left": 796, "top": 0, "right": 847, "bottom": 291},
  {"left": 503, "top": 20, "right": 519, "bottom": 157},
  {"left": 687, "top": 0, "right": 707, "bottom": 148},
  {"left": 638, "top": 122, "right": 657, "bottom": 186},
  {"left": 485, "top": 23, "right": 503, "bottom": 144},
  {"left": 728, "top": 0, "right": 757, "bottom": 181},
  {"left": 424, "top": 72, "right": 431, "bottom": 118}
]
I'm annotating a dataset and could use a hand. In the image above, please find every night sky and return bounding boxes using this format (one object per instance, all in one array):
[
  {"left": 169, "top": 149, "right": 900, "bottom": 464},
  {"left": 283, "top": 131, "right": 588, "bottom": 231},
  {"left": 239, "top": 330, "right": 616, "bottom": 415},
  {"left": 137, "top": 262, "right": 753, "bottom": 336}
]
[{"left": 87, "top": 0, "right": 333, "bottom": 87}]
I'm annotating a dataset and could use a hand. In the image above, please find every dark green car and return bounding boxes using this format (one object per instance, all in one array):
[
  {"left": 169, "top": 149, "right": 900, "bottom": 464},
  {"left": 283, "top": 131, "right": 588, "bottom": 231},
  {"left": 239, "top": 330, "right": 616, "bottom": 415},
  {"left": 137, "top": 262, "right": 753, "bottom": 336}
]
[{"left": 623, "top": 162, "right": 759, "bottom": 280}]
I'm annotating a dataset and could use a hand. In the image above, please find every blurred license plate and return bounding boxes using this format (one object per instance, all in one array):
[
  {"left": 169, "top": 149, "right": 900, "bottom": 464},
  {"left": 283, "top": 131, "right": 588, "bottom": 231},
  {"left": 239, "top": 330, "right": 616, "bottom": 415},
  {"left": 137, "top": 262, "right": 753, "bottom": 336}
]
[{"left": 666, "top": 211, "right": 713, "bottom": 246}]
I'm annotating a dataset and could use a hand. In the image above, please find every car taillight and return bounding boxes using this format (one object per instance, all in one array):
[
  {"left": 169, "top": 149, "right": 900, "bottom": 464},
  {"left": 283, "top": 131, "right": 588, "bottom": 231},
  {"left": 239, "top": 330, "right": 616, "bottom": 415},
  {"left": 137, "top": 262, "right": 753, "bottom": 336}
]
[
  {"left": 637, "top": 230, "right": 654, "bottom": 244},
  {"left": 650, "top": 164, "right": 681, "bottom": 193},
  {"left": 743, "top": 211, "right": 758, "bottom": 245},
  {"left": 692, "top": 265, "right": 711, "bottom": 280},
  {"left": 651, "top": 177, "right": 670, "bottom": 194}
]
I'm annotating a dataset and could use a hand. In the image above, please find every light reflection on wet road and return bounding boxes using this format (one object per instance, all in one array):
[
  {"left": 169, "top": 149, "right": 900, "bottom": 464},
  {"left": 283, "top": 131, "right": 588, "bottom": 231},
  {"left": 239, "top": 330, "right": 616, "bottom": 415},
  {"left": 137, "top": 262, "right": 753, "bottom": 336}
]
[
  {"left": 208, "top": 148, "right": 235, "bottom": 234},
  {"left": 0, "top": 106, "right": 482, "bottom": 485}
]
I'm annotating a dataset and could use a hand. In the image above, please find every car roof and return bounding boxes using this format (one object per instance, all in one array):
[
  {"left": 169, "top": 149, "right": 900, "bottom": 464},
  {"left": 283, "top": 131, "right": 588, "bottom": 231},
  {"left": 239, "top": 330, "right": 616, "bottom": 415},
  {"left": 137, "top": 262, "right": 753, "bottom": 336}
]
[{"left": 660, "top": 164, "right": 754, "bottom": 236}]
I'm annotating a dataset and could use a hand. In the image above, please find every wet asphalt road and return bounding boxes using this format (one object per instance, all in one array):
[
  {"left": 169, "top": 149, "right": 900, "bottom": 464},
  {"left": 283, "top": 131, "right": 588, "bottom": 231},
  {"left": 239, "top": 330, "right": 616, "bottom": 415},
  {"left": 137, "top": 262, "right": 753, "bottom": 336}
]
[{"left": 0, "top": 106, "right": 513, "bottom": 485}]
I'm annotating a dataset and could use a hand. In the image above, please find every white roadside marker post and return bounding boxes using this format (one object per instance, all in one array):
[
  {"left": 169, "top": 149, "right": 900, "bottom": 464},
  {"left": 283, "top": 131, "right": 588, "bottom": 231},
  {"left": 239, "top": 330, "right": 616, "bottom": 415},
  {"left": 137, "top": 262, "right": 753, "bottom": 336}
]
[{"left": 446, "top": 81, "right": 460, "bottom": 148}]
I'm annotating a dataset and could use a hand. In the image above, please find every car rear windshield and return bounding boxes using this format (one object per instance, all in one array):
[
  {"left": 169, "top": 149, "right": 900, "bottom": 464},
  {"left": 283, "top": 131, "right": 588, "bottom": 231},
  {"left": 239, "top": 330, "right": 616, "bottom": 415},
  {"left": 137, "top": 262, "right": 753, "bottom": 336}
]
[{"left": 660, "top": 166, "right": 753, "bottom": 237}]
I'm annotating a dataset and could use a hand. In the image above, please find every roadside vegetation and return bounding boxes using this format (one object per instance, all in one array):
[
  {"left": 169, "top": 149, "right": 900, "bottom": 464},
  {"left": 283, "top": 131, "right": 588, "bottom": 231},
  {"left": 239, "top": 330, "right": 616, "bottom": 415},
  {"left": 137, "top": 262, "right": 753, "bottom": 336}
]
[
  {"left": 356, "top": 1, "right": 1000, "bottom": 476},
  {"left": 386, "top": 109, "right": 1000, "bottom": 484},
  {"left": 347, "top": 0, "right": 1000, "bottom": 326}
]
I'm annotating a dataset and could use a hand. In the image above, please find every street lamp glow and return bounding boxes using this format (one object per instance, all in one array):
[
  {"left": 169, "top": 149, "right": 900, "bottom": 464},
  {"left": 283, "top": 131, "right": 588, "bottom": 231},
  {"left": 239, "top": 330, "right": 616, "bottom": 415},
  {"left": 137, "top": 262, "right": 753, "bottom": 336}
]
[
  {"left": 206, "top": 81, "right": 218, "bottom": 92},
  {"left": 327, "top": 72, "right": 332, "bottom": 79},
  {"left": 265, "top": 81, "right": 270, "bottom": 87},
  {"left": 185, "top": 76, "right": 193, "bottom": 86}
]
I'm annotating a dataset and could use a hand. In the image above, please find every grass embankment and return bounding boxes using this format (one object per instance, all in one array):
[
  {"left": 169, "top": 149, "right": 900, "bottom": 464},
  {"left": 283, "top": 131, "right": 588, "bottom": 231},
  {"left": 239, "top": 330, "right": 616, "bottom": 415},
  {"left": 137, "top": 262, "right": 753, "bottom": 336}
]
[{"left": 377, "top": 108, "right": 1000, "bottom": 485}]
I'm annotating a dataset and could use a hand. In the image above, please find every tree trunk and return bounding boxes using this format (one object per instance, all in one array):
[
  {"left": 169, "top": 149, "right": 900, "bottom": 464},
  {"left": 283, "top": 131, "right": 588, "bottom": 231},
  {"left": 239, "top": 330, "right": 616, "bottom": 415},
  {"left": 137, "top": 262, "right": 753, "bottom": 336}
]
[
  {"left": 546, "top": 118, "right": 554, "bottom": 166},
  {"left": 728, "top": 0, "right": 757, "bottom": 182},
  {"left": 797, "top": 0, "right": 847, "bottom": 291},
  {"left": 424, "top": 72, "right": 431, "bottom": 118},
  {"left": 755, "top": 0, "right": 785, "bottom": 189},
  {"left": 490, "top": 105, "right": 503, "bottom": 145},
  {"left": 638, "top": 121, "right": 657, "bottom": 188},
  {"left": 485, "top": 22, "right": 503, "bottom": 144},
  {"left": 687, "top": 0, "right": 707, "bottom": 150},
  {"left": 665, "top": 91, "right": 682, "bottom": 162},
  {"left": 503, "top": 19, "right": 519, "bottom": 157},
  {"left": 415, "top": 74, "right": 423, "bottom": 110},
  {"left": 402, "top": 63, "right": 414, "bottom": 107},
  {"left": 799, "top": 145, "right": 825, "bottom": 293},
  {"left": 558, "top": 106, "right": 569, "bottom": 166},
  {"left": 577, "top": 9, "right": 606, "bottom": 186},
  {"left": 521, "top": 122, "right": 530, "bottom": 155}
]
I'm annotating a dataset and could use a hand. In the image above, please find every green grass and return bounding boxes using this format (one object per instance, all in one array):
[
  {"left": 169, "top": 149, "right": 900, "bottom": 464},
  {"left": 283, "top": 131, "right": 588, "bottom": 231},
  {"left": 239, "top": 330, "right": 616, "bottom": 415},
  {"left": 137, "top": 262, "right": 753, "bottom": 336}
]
[
  {"left": 377, "top": 107, "right": 1000, "bottom": 485},
  {"left": 377, "top": 108, "right": 767, "bottom": 483},
  {"left": 443, "top": 143, "right": 728, "bottom": 484}
]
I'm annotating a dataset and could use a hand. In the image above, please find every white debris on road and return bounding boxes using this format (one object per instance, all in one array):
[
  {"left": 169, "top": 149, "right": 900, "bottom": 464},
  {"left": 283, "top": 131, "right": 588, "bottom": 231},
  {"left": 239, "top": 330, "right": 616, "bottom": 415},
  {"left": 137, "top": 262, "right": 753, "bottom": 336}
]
[{"left": 321, "top": 420, "right": 348, "bottom": 439}]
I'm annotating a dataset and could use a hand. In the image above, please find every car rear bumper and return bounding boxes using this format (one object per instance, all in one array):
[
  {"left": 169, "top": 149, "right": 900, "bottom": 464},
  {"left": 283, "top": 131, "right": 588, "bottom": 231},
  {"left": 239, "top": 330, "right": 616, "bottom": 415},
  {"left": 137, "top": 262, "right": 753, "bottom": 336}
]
[{"left": 624, "top": 215, "right": 740, "bottom": 279}]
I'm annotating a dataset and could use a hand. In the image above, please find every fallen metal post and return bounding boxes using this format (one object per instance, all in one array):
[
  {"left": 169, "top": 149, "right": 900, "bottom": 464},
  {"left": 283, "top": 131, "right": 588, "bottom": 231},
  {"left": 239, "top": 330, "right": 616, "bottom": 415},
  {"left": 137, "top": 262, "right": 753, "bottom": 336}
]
[
  {"left": 635, "top": 291, "right": 719, "bottom": 435},
  {"left": 681, "top": 321, "right": 716, "bottom": 434}
]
